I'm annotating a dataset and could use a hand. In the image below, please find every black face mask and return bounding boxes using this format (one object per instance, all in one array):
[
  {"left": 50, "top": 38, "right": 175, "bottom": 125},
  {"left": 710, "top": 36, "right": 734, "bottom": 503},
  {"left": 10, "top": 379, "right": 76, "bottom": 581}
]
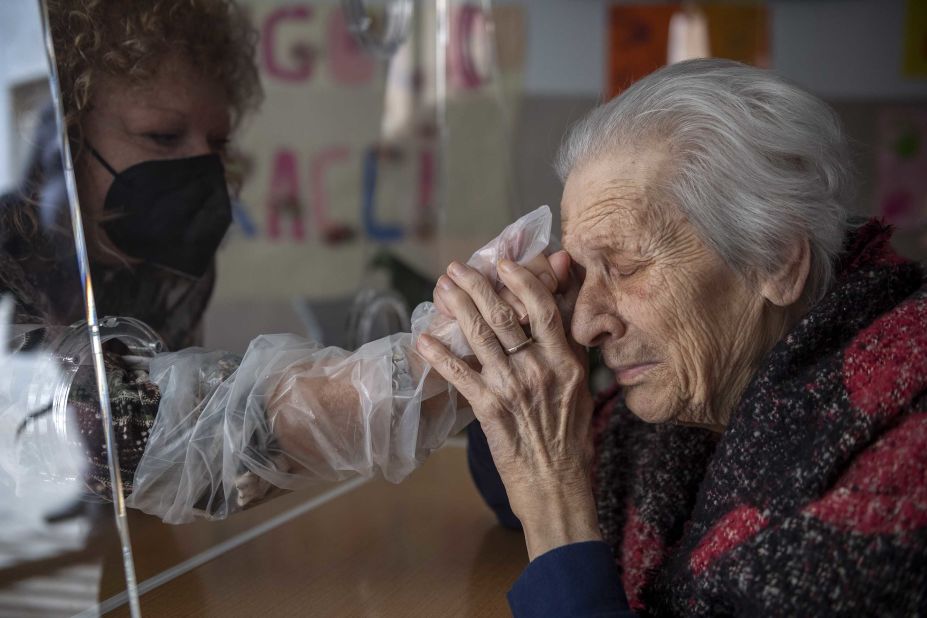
[{"left": 88, "top": 145, "right": 232, "bottom": 278}]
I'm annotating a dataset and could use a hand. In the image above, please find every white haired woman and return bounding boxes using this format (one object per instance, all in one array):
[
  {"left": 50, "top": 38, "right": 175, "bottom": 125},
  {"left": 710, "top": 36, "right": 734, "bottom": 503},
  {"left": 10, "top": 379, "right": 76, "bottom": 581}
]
[{"left": 419, "top": 58, "right": 927, "bottom": 616}]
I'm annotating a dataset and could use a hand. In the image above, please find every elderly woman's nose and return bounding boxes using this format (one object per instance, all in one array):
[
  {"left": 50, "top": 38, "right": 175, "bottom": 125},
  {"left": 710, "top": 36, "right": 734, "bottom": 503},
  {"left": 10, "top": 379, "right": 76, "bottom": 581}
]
[{"left": 571, "top": 286, "right": 625, "bottom": 348}]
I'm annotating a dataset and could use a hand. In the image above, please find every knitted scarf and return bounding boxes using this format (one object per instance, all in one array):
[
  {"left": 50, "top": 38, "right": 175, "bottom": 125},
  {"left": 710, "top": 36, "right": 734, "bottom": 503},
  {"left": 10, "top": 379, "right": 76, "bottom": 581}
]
[{"left": 592, "top": 220, "right": 927, "bottom": 617}]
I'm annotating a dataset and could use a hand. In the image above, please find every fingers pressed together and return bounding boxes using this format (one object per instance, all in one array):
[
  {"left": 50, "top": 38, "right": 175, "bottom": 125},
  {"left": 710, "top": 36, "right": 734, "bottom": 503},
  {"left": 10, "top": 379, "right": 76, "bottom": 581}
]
[
  {"left": 432, "top": 250, "right": 572, "bottom": 326},
  {"left": 417, "top": 253, "right": 579, "bottom": 406}
]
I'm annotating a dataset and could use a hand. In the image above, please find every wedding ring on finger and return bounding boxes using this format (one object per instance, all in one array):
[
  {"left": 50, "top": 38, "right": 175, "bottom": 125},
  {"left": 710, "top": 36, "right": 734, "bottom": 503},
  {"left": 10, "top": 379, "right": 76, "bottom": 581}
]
[{"left": 505, "top": 337, "right": 533, "bottom": 355}]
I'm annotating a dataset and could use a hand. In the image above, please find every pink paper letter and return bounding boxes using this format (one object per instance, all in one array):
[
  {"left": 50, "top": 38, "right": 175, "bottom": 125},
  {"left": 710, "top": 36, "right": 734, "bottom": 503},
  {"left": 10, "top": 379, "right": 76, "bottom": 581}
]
[
  {"left": 262, "top": 5, "right": 315, "bottom": 83},
  {"left": 266, "top": 149, "right": 306, "bottom": 241}
]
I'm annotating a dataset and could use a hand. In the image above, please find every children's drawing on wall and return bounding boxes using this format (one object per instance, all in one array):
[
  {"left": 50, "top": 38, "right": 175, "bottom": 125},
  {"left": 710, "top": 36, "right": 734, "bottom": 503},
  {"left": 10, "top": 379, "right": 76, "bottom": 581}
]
[
  {"left": 608, "top": 3, "right": 767, "bottom": 98},
  {"left": 878, "top": 107, "right": 927, "bottom": 249}
]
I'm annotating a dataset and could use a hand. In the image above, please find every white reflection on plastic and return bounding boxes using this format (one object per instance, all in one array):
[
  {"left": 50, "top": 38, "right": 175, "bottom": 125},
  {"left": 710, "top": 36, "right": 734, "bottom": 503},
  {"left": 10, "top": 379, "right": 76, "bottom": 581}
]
[
  {"left": 127, "top": 206, "right": 551, "bottom": 523},
  {"left": 0, "top": 297, "right": 84, "bottom": 530}
]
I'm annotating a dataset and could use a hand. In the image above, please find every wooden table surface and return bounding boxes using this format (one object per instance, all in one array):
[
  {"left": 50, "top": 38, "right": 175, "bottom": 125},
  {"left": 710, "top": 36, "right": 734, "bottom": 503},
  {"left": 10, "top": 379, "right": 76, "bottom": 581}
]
[{"left": 102, "top": 444, "right": 528, "bottom": 617}]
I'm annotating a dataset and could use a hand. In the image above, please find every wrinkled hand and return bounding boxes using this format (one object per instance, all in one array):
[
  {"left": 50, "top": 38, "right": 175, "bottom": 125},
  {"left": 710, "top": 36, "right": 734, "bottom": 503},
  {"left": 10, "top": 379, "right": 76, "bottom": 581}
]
[
  {"left": 433, "top": 252, "right": 571, "bottom": 326},
  {"left": 417, "top": 251, "right": 601, "bottom": 560}
]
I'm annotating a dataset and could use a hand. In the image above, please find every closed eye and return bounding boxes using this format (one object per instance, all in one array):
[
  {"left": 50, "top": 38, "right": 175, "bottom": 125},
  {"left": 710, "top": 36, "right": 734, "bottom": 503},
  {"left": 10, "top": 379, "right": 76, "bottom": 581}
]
[
  {"left": 617, "top": 266, "right": 639, "bottom": 278},
  {"left": 144, "top": 132, "right": 181, "bottom": 147},
  {"left": 606, "top": 261, "right": 641, "bottom": 279}
]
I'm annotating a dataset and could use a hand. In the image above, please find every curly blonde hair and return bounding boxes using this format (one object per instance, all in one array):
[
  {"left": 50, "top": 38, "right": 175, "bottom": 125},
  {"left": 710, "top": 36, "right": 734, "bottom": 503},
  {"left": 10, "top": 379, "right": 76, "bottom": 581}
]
[
  {"left": 1, "top": 1, "right": 263, "bottom": 261},
  {"left": 48, "top": 0, "right": 263, "bottom": 140}
]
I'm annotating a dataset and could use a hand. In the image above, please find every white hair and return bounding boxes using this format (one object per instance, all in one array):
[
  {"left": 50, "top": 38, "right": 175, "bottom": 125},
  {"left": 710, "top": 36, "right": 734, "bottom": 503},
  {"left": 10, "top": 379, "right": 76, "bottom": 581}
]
[{"left": 556, "top": 58, "right": 854, "bottom": 304}]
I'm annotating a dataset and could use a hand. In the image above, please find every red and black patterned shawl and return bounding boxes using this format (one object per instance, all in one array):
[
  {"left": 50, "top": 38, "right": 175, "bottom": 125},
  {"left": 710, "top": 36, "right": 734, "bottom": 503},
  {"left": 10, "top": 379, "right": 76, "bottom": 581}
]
[{"left": 591, "top": 220, "right": 927, "bottom": 617}]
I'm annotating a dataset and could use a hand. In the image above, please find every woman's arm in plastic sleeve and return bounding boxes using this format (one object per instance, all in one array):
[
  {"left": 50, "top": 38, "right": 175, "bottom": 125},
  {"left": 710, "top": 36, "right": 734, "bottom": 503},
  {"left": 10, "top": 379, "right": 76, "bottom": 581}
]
[
  {"left": 127, "top": 206, "right": 553, "bottom": 524},
  {"left": 126, "top": 332, "right": 471, "bottom": 523}
]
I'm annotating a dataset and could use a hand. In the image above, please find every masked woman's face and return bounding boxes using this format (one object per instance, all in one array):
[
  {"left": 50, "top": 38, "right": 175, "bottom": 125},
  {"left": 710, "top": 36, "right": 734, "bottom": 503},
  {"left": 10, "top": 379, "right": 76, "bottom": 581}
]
[{"left": 76, "top": 52, "right": 232, "bottom": 265}]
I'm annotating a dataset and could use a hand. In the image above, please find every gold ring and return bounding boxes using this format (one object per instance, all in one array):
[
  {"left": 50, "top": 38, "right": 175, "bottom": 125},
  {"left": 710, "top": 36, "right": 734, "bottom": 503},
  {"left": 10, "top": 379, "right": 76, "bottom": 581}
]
[{"left": 505, "top": 337, "right": 533, "bottom": 354}]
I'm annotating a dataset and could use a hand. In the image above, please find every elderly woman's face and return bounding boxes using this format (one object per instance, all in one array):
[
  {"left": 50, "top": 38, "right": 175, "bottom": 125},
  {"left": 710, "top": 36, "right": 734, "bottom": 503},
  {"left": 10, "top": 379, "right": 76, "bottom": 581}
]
[{"left": 562, "top": 149, "right": 775, "bottom": 428}]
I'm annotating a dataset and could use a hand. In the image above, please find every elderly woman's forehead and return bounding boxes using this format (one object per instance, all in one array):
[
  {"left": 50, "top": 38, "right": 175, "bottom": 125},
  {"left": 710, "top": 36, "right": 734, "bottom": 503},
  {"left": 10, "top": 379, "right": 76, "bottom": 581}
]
[
  {"left": 561, "top": 194, "right": 687, "bottom": 260},
  {"left": 563, "top": 146, "right": 667, "bottom": 202},
  {"left": 562, "top": 182, "right": 672, "bottom": 236}
]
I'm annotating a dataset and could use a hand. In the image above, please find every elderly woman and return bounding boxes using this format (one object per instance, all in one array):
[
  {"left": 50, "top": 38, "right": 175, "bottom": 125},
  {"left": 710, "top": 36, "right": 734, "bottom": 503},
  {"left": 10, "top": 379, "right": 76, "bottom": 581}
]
[{"left": 418, "top": 58, "right": 927, "bottom": 616}]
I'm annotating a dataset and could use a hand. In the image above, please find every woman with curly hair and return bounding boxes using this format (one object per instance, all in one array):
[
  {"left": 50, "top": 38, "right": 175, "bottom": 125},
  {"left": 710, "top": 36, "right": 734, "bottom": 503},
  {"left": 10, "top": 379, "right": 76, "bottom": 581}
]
[
  {"left": 3, "top": 0, "right": 262, "bottom": 348},
  {"left": 3, "top": 0, "right": 562, "bottom": 515},
  {"left": 0, "top": 0, "right": 265, "bottom": 497}
]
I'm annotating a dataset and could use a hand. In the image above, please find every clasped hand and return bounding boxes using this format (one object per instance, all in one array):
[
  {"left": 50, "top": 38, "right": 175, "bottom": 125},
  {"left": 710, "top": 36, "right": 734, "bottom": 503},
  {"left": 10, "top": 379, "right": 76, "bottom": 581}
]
[{"left": 416, "top": 251, "right": 603, "bottom": 560}]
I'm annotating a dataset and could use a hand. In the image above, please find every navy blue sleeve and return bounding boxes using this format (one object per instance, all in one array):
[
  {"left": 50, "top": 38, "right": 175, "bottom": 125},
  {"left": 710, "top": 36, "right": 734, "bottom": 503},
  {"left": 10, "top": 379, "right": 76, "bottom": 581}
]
[
  {"left": 466, "top": 420, "right": 521, "bottom": 529},
  {"left": 508, "top": 541, "right": 635, "bottom": 618},
  {"left": 468, "top": 422, "right": 635, "bottom": 617}
]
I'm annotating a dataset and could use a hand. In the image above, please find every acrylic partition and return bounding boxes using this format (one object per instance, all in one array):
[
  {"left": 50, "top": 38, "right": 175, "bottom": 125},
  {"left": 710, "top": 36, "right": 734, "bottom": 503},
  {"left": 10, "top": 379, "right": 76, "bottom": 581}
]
[
  {"left": 0, "top": 1, "right": 145, "bottom": 615},
  {"left": 38, "top": 0, "right": 526, "bottom": 614}
]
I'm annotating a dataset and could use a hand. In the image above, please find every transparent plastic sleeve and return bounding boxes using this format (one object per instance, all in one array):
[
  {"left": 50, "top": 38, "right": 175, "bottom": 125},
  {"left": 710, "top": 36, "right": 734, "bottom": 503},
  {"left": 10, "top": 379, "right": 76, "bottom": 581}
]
[{"left": 127, "top": 206, "right": 552, "bottom": 523}]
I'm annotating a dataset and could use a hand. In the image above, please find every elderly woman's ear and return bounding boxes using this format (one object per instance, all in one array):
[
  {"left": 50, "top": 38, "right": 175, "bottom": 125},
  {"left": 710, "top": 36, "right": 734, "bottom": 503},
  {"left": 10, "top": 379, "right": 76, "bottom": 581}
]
[{"left": 758, "top": 236, "right": 811, "bottom": 308}]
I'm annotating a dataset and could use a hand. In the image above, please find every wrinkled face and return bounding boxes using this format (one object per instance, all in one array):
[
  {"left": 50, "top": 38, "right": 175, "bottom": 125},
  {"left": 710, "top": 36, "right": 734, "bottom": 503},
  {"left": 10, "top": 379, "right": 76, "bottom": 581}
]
[
  {"left": 562, "top": 148, "right": 773, "bottom": 428},
  {"left": 77, "top": 52, "right": 231, "bottom": 219}
]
